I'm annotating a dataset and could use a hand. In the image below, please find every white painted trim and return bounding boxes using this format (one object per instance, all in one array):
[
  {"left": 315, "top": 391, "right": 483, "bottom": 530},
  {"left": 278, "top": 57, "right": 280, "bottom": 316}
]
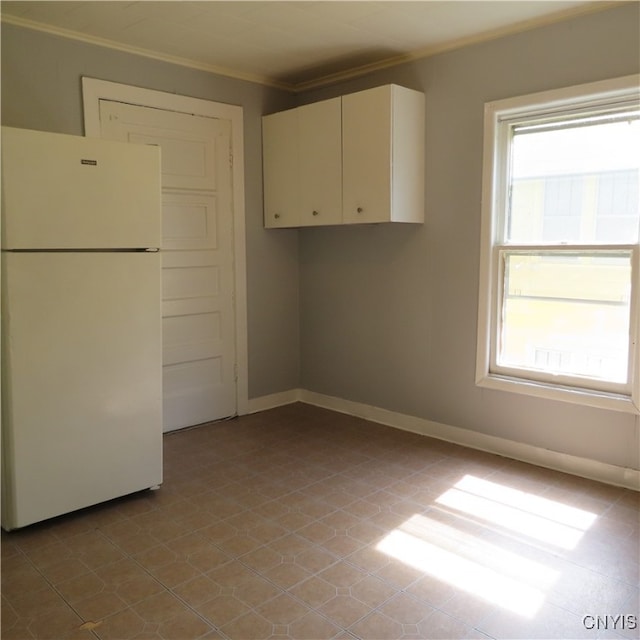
[
  {"left": 247, "top": 389, "right": 303, "bottom": 414},
  {"left": 476, "top": 74, "right": 640, "bottom": 415},
  {"left": 477, "top": 375, "right": 640, "bottom": 415},
  {"left": 248, "top": 389, "right": 639, "bottom": 490},
  {"left": 82, "top": 77, "right": 249, "bottom": 416},
  {"left": 2, "top": 2, "right": 621, "bottom": 93},
  {"left": 1, "top": 15, "right": 289, "bottom": 91}
]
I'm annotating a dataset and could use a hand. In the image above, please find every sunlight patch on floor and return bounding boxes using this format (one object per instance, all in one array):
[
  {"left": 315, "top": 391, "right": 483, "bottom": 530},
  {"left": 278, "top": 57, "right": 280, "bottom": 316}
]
[
  {"left": 376, "top": 514, "right": 558, "bottom": 617},
  {"left": 376, "top": 475, "right": 598, "bottom": 618},
  {"left": 435, "top": 475, "right": 598, "bottom": 549}
]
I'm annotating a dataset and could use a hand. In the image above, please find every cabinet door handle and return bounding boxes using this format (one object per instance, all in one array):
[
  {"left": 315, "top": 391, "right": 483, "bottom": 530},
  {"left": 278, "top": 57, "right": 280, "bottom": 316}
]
[
  {"left": 312, "top": 210, "right": 319, "bottom": 216},
  {"left": 357, "top": 207, "right": 364, "bottom": 214},
  {"left": 274, "top": 213, "right": 281, "bottom": 219}
]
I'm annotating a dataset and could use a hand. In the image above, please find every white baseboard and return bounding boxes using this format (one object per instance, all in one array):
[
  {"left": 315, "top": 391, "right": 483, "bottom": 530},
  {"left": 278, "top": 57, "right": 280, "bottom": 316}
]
[
  {"left": 247, "top": 389, "right": 302, "bottom": 414},
  {"left": 247, "top": 388, "right": 640, "bottom": 490}
]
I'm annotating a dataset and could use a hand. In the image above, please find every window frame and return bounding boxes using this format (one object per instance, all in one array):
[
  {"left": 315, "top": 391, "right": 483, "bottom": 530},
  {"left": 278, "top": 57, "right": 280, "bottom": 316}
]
[{"left": 476, "top": 75, "right": 640, "bottom": 414}]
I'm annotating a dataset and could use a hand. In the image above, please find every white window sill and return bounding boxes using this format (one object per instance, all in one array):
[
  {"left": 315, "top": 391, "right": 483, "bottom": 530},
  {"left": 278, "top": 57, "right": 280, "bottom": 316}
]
[{"left": 476, "top": 373, "right": 640, "bottom": 414}]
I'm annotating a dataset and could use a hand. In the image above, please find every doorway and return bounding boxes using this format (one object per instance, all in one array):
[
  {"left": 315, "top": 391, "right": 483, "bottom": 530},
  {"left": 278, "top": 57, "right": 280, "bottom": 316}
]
[{"left": 83, "top": 78, "right": 248, "bottom": 430}]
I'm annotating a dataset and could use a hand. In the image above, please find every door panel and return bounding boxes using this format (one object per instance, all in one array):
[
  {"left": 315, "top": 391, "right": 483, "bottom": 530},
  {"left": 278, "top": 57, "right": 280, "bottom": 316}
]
[
  {"left": 162, "top": 261, "right": 219, "bottom": 300},
  {"left": 162, "top": 359, "right": 225, "bottom": 429},
  {"left": 99, "top": 100, "right": 237, "bottom": 430},
  {"left": 162, "top": 192, "right": 218, "bottom": 250},
  {"left": 163, "top": 313, "right": 221, "bottom": 365},
  {"left": 102, "top": 102, "right": 223, "bottom": 191}
]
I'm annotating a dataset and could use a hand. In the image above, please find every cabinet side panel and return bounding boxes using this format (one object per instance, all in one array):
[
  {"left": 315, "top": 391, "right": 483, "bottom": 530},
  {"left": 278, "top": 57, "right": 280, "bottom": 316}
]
[{"left": 391, "top": 87, "right": 425, "bottom": 223}]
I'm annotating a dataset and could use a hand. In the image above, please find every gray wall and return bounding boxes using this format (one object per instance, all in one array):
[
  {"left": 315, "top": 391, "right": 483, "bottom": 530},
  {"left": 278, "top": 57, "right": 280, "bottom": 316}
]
[
  {"left": 296, "top": 3, "right": 640, "bottom": 470},
  {"left": 3, "top": 4, "right": 640, "bottom": 471},
  {"left": 0, "top": 22, "right": 300, "bottom": 399}
]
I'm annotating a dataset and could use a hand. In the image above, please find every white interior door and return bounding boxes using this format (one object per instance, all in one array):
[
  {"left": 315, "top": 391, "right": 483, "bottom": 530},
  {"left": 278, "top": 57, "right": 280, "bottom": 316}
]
[{"left": 98, "top": 100, "right": 237, "bottom": 431}]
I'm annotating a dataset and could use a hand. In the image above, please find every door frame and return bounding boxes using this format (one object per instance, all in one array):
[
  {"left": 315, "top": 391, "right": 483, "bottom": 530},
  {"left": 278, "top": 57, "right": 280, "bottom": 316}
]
[{"left": 82, "top": 76, "right": 249, "bottom": 416}]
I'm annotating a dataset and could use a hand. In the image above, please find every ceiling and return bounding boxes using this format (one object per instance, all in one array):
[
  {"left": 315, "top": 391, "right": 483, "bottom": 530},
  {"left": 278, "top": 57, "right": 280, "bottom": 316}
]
[{"left": 1, "top": 1, "right": 616, "bottom": 91}]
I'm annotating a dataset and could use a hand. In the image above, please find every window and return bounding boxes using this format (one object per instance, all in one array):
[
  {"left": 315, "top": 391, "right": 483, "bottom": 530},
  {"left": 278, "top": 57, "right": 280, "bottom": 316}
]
[{"left": 476, "top": 75, "right": 640, "bottom": 413}]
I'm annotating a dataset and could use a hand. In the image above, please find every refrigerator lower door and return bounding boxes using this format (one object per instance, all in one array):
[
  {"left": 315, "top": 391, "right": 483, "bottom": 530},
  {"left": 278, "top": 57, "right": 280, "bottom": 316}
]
[{"left": 1, "top": 251, "right": 163, "bottom": 530}]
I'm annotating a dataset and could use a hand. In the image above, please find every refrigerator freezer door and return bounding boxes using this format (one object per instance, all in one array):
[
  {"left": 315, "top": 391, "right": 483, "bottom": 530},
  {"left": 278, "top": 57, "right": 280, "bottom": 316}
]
[
  {"left": 1, "top": 127, "right": 161, "bottom": 250},
  {"left": 1, "top": 252, "right": 162, "bottom": 530}
]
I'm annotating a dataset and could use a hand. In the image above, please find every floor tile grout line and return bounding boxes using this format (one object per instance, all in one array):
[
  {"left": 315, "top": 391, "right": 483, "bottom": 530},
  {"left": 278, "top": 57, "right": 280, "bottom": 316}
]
[
  {"left": 7, "top": 539, "right": 103, "bottom": 640},
  {"left": 214, "top": 524, "right": 494, "bottom": 638},
  {"left": 5, "top": 405, "right": 638, "bottom": 640},
  {"left": 95, "top": 497, "right": 372, "bottom": 638},
  {"left": 90, "top": 525, "right": 226, "bottom": 640},
  {"left": 94, "top": 504, "right": 426, "bottom": 638},
  {"left": 156, "top": 444, "right": 636, "bottom": 636}
]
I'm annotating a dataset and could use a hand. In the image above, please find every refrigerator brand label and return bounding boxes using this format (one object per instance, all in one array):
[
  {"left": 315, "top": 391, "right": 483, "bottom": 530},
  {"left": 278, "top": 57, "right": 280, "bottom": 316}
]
[{"left": 81, "top": 159, "right": 98, "bottom": 166}]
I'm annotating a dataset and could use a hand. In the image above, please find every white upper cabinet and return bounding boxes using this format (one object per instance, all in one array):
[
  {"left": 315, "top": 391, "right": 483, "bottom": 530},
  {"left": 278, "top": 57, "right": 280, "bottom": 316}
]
[
  {"left": 263, "top": 97, "right": 341, "bottom": 228},
  {"left": 262, "top": 107, "right": 299, "bottom": 228},
  {"left": 298, "top": 99, "right": 342, "bottom": 227},
  {"left": 262, "top": 85, "right": 425, "bottom": 228},
  {"left": 343, "top": 85, "right": 425, "bottom": 224}
]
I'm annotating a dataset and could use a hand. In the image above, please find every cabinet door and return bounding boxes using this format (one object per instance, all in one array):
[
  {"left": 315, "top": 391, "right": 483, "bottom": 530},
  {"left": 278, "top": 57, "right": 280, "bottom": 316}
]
[
  {"left": 342, "top": 86, "right": 392, "bottom": 224},
  {"left": 263, "top": 109, "right": 298, "bottom": 228},
  {"left": 298, "top": 98, "right": 342, "bottom": 227}
]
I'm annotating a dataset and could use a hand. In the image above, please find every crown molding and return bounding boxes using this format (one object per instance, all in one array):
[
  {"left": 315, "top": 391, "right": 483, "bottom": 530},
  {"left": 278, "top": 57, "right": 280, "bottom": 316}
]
[
  {"left": 293, "top": 1, "right": 626, "bottom": 92},
  {"left": 2, "top": 1, "right": 627, "bottom": 94},
  {"left": 0, "top": 14, "right": 293, "bottom": 92}
]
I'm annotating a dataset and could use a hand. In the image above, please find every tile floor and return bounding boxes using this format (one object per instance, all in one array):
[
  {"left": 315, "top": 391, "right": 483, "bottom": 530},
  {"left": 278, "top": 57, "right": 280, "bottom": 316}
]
[{"left": 2, "top": 402, "right": 639, "bottom": 640}]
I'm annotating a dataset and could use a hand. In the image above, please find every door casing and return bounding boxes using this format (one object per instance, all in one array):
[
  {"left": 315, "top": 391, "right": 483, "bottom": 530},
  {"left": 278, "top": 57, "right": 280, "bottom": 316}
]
[{"left": 82, "top": 77, "right": 249, "bottom": 418}]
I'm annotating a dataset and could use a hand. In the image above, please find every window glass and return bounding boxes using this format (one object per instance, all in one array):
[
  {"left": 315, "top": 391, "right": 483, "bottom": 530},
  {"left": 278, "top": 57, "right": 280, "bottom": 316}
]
[
  {"left": 596, "top": 170, "right": 639, "bottom": 242},
  {"left": 478, "top": 78, "right": 640, "bottom": 409},
  {"left": 507, "top": 115, "right": 640, "bottom": 244},
  {"left": 499, "top": 252, "right": 632, "bottom": 384}
]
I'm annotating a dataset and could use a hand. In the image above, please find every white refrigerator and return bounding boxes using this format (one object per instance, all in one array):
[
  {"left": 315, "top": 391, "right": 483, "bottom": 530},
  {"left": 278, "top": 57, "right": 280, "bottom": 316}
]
[{"left": 1, "top": 126, "right": 163, "bottom": 531}]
